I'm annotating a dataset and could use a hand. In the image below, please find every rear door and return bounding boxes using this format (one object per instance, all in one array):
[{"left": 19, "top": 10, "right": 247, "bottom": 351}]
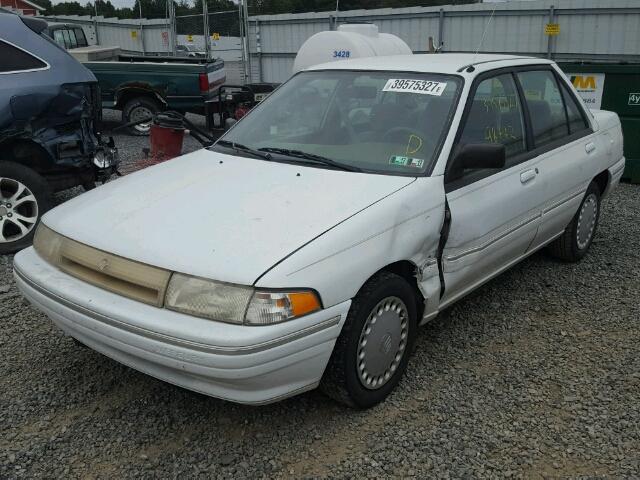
[
  {"left": 514, "top": 68, "right": 600, "bottom": 249},
  {"left": 440, "top": 71, "right": 546, "bottom": 306}
]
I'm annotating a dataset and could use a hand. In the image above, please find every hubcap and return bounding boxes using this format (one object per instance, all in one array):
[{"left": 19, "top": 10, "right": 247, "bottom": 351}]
[
  {"left": 130, "top": 106, "right": 153, "bottom": 133},
  {"left": 0, "top": 177, "right": 38, "bottom": 244},
  {"left": 357, "top": 296, "right": 409, "bottom": 390},
  {"left": 576, "top": 193, "right": 598, "bottom": 250}
]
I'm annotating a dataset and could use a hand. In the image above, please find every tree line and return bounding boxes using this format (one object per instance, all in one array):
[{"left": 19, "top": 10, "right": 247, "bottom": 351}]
[{"left": 39, "top": 0, "right": 477, "bottom": 19}]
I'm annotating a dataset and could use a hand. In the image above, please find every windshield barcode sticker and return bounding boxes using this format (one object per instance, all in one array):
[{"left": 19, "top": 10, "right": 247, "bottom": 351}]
[{"left": 383, "top": 79, "right": 447, "bottom": 96}]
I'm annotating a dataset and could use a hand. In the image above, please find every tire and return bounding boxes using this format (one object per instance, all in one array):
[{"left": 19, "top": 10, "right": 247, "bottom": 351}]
[
  {"left": 122, "top": 97, "right": 160, "bottom": 136},
  {"left": 320, "top": 271, "right": 418, "bottom": 409},
  {"left": 547, "top": 181, "right": 601, "bottom": 262},
  {"left": 0, "top": 162, "right": 53, "bottom": 255}
]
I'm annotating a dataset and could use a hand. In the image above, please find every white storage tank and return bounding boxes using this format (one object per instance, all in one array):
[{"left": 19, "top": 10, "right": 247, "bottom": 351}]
[{"left": 292, "top": 23, "right": 412, "bottom": 73}]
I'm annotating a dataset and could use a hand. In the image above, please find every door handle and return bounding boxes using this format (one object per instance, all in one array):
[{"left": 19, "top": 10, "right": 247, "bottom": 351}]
[
  {"left": 585, "top": 142, "right": 596, "bottom": 154},
  {"left": 520, "top": 169, "right": 537, "bottom": 184}
]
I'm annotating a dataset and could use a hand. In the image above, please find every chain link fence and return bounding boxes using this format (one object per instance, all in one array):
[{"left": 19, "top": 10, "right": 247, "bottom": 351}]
[{"left": 175, "top": 9, "right": 239, "bottom": 52}]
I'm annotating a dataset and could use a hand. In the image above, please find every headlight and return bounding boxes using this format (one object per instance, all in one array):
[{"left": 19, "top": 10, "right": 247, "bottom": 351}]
[
  {"left": 165, "top": 273, "right": 321, "bottom": 325},
  {"left": 165, "top": 273, "right": 253, "bottom": 324}
]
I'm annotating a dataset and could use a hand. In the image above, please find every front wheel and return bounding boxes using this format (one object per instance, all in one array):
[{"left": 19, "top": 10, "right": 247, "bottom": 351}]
[
  {"left": 547, "top": 181, "right": 601, "bottom": 262},
  {"left": 0, "top": 162, "right": 53, "bottom": 254},
  {"left": 320, "top": 271, "right": 418, "bottom": 408}
]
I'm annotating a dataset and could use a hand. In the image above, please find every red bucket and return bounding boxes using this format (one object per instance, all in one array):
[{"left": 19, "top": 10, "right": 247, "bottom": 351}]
[{"left": 149, "top": 113, "right": 185, "bottom": 162}]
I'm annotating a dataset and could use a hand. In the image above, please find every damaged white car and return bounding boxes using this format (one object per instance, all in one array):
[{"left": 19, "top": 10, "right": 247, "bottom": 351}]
[{"left": 14, "top": 54, "right": 625, "bottom": 408}]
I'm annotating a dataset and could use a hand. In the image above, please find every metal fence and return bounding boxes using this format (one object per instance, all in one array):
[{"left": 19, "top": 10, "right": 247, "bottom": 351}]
[{"left": 247, "top": 0, "right": 640, "bottom": 84}]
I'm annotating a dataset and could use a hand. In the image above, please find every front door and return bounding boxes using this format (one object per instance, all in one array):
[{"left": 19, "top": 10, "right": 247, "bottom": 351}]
[{"left": 440, "top": 72, "right": 545, "bottom": 306}]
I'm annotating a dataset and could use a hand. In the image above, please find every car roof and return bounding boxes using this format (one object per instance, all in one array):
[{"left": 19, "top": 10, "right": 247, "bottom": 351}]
[{"left": 306, "top": 53, "right": 554, "bottom": 76}]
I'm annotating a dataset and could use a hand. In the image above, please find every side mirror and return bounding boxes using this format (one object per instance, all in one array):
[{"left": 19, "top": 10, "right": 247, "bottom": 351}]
[{"left": 446, "top": 143, "right": 506, "bottom": 182}]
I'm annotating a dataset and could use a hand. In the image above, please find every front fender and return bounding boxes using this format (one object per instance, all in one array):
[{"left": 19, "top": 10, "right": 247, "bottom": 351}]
[{"left": 255, "top": 177, "right": 446, "bottom": 309}]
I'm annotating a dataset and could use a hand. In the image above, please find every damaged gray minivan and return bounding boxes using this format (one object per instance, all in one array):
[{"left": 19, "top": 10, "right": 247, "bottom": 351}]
[{"left": 0, "top": 14, "right": 117, "bottom": 254}]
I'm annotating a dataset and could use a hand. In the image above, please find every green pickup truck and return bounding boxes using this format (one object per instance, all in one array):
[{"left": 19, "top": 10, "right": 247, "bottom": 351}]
[
  {"left": 82, "top": 53, "right": 225, "bottom": 135},
  {"left": 47, "top": 25, "right": 226, "bottom": 134}
]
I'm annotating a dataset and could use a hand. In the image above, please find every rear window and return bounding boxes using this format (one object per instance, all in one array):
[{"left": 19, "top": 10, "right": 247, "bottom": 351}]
[{"left": 0, "top": 40, "right": 47, "bottom": 73}]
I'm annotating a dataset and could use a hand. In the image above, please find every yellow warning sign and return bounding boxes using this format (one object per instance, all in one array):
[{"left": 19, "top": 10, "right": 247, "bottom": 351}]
[
  {"left": 187, "top": 34, "right": 194, "bottom": 43},
  {"left": 211, "top": 32, "right": 220, "bottom": 40},
  {"left": 545, "top": 23, "right": 560, "bottom": 36},
  {"left": 130, "top": 30, "right": 138, "bottom": 39}
]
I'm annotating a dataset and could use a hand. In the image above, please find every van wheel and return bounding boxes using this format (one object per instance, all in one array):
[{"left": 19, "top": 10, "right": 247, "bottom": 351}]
[
  {"left": 320, "top": 271, "right": 417, "bottom": 409},
  {"left": 0, "top": 162, "right": 53, "bottom": 255},
  {"left": 547, "top": 181, "right": 601, "bottom": 262},
  {"left": 123, "top": 97, "right": 159, "bottom": 136}
]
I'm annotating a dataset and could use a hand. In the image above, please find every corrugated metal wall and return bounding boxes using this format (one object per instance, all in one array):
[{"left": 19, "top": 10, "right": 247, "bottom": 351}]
[{"left": 248, "top": 0, "right": 640, "bottom": 83}]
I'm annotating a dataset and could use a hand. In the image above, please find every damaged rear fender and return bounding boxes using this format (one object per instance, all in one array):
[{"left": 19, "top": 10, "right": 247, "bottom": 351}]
[{"left": 1, "top": 83, "right": 102, "bottom": 171}]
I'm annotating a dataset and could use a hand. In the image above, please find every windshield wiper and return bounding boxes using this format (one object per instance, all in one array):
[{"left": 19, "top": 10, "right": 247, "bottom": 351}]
[
  {"left": 215, "top": 140, "right": 273, "bottom": 161},
  {"left": 258, "top": 147, "right": 362, "bottom": 172}
]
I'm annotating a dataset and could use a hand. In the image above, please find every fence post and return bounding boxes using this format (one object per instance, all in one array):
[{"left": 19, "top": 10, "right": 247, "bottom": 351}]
[
  {"left": 93, "top": 17, "right": 100, "bottom": 45},
  {"left": 329, "top": 14, "right": 337, "bottom": 31},
  {"left": 242, "top": 0, "right": 252, "bottom": 83},
  {"left": 168, "top": 0, "right": 176, "bottom": 55},
  {"left": 203, "top": 0, "right": 210, "bottom": 59},
  {"left": 547, "top": 5, "right": 555, "bottom": 59},
  {"left": 438, "top": 8, "right": 445, "bottom": 51},
  {"left": 256, "top": 20, "right": 263, "bottom": 82}
]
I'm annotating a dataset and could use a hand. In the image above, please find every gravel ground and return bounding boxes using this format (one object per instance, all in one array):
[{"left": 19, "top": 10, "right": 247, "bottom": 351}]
[{"left": 1, "top": 116, "right": 639, "bottom": 478}]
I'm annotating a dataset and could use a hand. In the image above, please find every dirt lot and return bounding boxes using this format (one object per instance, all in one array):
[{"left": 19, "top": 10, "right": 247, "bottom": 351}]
[{"left": 1, "top": 114, "right": 639, "bottom": 478}]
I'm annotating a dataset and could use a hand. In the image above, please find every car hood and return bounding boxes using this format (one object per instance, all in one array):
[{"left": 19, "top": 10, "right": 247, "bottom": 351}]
[{"left": 42, "top": 149, "right": 415, "bottom": 285}]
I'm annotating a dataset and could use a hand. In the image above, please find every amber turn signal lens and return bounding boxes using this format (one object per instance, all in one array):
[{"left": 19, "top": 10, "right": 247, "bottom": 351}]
[{"left": 288, "top": 292, "right": 322, "bottom": 317}]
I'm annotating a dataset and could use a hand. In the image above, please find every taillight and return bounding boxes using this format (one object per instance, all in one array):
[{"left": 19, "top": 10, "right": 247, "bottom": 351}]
[{"left": 199, "top": 73, "right": 209, "bottom": 93}]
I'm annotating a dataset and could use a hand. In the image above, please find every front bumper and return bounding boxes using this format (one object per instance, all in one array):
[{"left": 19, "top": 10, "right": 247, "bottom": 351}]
[{"left": 13, "top": 247, "right": 350, "bottom": 405}]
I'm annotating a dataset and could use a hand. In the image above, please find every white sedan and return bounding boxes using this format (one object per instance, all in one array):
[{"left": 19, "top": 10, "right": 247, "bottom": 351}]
[{"left": 14, "top": 54, "right": 625, "bottom": 408}]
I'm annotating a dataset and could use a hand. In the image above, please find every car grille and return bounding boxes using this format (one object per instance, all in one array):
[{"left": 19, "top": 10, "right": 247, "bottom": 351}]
[{"left": 34, "top": 225, "right": 171, "bottom": 307}]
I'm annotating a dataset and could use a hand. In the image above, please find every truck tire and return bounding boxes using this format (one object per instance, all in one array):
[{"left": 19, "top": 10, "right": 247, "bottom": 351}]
[
  {"left": 123, "top": 97, "right": 160, "bottom": 136},
  {"left": 547, "top": 181, "right": 601, "bottom": 262},
  {"left": 320, "top": 271, "right": 418, "bottom": 409},
  {"left": 0, "top": 162, "right": 53, "bottom": 255}
]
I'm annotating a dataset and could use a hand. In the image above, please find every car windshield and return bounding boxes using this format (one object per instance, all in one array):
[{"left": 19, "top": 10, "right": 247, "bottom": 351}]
[{"left": 215, "top": 70, "right": 461, "bottom": 175}]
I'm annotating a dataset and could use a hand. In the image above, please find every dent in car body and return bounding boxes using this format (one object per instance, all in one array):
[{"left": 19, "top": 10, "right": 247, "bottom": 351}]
[
  {"left": 256, "top": 177, "right": 446, "bottom": 322},
  {"left": 2, "top": 83, "right": 101, "bottom": 171}
]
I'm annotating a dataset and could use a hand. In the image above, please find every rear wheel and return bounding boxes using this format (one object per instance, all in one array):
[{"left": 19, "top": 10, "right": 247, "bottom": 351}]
[
  {"left": 0, "top": 162, "right": 53, "bottom": 254},
  {"left": 547, "top": 181, "right": 601, "bottom": 262},
  {"left": 320, "top": 271, "right": 418, "bottom": 408},
  {"left": 122, "top": 97, "right": 160, "bottom": 136}
]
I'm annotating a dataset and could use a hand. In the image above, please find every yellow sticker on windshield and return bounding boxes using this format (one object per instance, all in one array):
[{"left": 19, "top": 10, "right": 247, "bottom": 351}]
[{"left": 390, "top": 156, "right": 424, "bottom": 168}]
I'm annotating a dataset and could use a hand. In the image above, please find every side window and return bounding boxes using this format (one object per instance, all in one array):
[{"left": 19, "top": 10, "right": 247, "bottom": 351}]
[
  {"left": 53, "top": 30, "right": 66, "bottom": 48},
  {"left": 74, "top": 28, "right": 88, "bottom": 47},
  {"left": 560, "top": 83, "right": 590, "bottom": 134},
  {"left": 61, "top": 29, "right": 71, "bottom": 49},
  {"left": 0, "top": 40, "right": 47, "bottom": 73},
  {"left": 517, "top": 70, "right": 568, "bottom": 147},
  {"left": 68, "top": 29, "right": 78, "bottom": 49},
  {"left": 457, "top": 73, "right": 527, "bottom": 165}
]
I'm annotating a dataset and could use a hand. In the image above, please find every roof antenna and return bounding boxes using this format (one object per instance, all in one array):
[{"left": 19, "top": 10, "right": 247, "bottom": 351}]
[{"left": 468, "top": 4, "right": 497, "bottom": 72}]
